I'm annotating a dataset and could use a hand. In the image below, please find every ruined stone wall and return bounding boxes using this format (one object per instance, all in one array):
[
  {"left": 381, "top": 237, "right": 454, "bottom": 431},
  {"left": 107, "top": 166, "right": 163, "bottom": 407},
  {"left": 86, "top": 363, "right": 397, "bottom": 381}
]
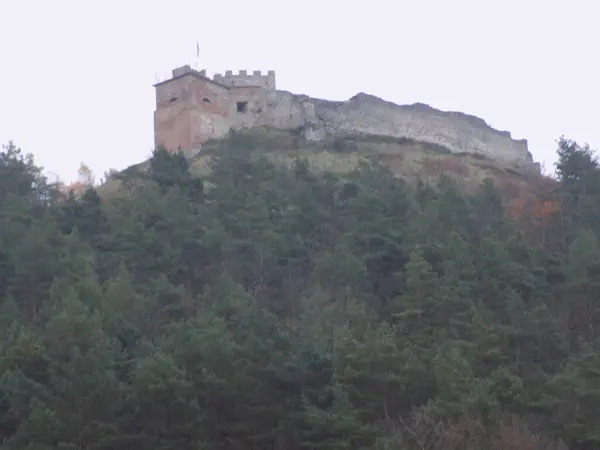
[
  {"left": 230, "top": 89, "right": 307, "bottom": 130},
  {"left": 312, "top": 93, "right": 534, "bottom": 169},
  {"left": 227, "top": 90, "right": 534, "bottom": 170}
]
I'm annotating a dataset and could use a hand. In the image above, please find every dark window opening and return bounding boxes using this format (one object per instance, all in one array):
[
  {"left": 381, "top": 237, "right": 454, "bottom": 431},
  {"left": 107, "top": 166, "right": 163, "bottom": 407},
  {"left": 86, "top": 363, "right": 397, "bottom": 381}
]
[
  {"left": 236, "top": 101, "right": 248, "bottom": 113},
  {"left": 169, "top": 96, "right": 178, "bottom": 104},
  {"left": 203, "top": 97, "right": 211, "bottom": 104}
]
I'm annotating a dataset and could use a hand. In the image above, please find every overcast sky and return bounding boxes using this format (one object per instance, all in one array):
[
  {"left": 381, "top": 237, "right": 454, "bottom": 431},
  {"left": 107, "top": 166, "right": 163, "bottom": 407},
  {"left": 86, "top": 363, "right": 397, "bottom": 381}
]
[{"left": 1, "top": 0, "right": 598, "bottom": 183}]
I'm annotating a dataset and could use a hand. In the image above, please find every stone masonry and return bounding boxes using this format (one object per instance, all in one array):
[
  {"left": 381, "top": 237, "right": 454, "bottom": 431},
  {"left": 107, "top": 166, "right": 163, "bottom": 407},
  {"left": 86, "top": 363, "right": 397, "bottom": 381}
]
[{"left": 154, "top": 65, "right": 537, "bottom": 172}]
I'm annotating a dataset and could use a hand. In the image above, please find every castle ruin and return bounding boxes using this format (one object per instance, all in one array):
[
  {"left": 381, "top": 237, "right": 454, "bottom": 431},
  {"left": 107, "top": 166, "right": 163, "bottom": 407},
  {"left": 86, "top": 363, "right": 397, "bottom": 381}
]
[{"left": 154, "top": 65, "right": 538, "bottom": 172}]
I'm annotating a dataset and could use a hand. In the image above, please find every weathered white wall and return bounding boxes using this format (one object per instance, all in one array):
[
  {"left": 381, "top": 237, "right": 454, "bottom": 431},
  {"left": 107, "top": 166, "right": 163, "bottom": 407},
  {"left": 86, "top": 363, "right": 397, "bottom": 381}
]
[
  {"left": 314, "top": 93, "right": 534, "bottom": 169},
  {"left": 228, "top": 90, "right": 535, "bottom": 171}
]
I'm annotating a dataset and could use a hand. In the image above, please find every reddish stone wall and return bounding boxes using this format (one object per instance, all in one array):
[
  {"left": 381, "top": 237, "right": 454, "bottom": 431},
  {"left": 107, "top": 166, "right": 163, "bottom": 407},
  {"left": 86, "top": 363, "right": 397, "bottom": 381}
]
[{"left": 154, "top": 75, "right": 232, "bottom": 151}]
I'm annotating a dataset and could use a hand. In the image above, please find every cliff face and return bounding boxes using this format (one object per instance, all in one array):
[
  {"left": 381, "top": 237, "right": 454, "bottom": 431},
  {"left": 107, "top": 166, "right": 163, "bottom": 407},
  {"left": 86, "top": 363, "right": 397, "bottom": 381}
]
[{"left": 228, "top": 90, "right": 536, "bottom": 173}]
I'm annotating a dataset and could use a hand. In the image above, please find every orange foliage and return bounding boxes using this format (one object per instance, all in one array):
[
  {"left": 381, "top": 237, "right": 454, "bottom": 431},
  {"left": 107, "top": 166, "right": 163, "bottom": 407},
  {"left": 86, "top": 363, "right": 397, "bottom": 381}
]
[
  {"left": 508, "top": 194, "right": 564, "bottom": 250},
  {"left": 509, "top": 196, "right": 560, "bottom": 222},
  {"left": 531, "top": 198, "right": 560, "bottom": 219},
  {"left": 509, "top": 198, "right": 526, "bottom": 222},
  {"left": 53, "top": 163, "right": 96, "bottom": 203},
  {"left": 65, "top": 180, "right": 88, "bottom": 197}
]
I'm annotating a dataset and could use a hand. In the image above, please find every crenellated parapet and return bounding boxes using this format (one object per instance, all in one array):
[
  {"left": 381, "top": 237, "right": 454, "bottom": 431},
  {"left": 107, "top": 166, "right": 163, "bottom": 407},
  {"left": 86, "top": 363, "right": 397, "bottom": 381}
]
[{"left": 213, "top": 70, "right": 276, "bottom": 90}]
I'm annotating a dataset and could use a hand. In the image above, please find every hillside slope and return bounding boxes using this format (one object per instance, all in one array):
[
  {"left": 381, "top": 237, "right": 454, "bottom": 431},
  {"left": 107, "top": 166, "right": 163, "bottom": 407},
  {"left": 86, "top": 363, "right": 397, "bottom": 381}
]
[
  {"left": 4, "top": 136, "right": 600, "bottom": 449},
  {"left": 103, "top": 127, "right": 555, "bottom": 203}
]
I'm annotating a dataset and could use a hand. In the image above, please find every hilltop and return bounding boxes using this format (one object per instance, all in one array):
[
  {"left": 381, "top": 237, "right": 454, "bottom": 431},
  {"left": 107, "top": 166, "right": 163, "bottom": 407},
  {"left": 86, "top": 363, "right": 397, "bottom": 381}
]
[
  {"left": 136, "top": 64, "right": 551, "bottom": 208},
  {"left": 153, "top": 66, "right": 538, "bottom": 174}
]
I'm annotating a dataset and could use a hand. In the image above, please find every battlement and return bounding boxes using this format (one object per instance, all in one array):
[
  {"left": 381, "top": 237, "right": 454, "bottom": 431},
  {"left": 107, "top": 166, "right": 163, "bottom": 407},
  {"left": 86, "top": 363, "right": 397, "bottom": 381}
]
[{"left": 213, "top": 70, "right": 276, "bottom": 90}]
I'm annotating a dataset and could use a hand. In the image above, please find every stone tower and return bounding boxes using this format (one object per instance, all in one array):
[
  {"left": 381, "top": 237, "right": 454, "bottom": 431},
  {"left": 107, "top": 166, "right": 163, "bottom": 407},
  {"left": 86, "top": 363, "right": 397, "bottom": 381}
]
[{"left": 153, "top": 65, "right": 276, "bottom": 153}]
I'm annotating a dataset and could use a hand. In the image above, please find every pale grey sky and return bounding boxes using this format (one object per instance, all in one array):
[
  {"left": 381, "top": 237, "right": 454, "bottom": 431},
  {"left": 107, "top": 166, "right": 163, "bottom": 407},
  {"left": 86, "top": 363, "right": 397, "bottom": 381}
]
[{"left": 1, "top": 0, "right": 598, "bottom": 183}]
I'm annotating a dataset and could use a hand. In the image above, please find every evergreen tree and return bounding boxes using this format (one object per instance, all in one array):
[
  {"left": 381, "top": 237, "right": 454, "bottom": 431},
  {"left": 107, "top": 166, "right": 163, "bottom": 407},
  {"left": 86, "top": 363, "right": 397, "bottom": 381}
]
[{"left": 2, "top": 136, "right": 599, "bottom": 448}]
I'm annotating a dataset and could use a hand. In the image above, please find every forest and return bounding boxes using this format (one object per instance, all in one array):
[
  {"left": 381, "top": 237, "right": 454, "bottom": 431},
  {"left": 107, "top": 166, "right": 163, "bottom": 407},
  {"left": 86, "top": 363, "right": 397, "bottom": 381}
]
[{"left": 1, "top": 136, "right": 600, "bottom": 449}]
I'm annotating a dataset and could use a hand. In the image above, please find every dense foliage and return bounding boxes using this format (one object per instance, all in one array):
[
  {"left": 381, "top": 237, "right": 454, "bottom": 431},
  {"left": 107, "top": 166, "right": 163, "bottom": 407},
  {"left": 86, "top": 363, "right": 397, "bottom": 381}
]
[{"left": 0, "top": 137, "right": 599, "bottom": 449}]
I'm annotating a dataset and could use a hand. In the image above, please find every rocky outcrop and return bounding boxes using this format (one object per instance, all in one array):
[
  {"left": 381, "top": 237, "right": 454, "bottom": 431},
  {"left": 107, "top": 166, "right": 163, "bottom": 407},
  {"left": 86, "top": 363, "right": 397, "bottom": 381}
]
[
  {"left": 227, "top": 90, "right": 536, "bottom": 173},
  {"left": 311, "top": 94, "right": 534, "bottom": 171}
]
